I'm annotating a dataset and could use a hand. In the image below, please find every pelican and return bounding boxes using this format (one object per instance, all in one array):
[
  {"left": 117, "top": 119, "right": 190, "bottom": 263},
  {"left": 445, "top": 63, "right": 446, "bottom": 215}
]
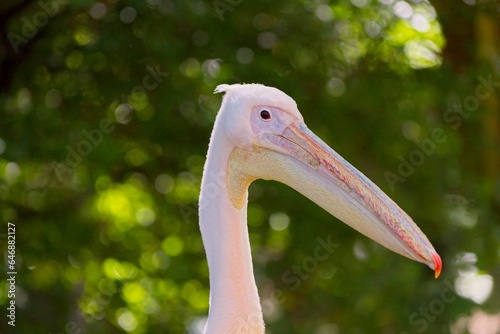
[{"left": 199, "top": 83, "right": 441, "bottom": 333}]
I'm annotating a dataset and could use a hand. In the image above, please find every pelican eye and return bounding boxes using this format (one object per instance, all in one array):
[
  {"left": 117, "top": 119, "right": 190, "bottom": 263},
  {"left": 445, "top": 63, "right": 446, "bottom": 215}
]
[{"left": 260, "top": 109, "right": 271, "bottom": 121}]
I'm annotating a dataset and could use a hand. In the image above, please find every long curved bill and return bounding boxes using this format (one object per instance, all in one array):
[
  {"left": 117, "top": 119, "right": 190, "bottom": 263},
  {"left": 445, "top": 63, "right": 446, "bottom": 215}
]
[{"left": 253, "top": 122, "right": 441, "bottom": 278}]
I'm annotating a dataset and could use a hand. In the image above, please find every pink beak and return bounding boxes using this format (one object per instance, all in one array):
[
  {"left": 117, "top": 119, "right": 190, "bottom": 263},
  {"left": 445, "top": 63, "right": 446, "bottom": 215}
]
[{"left": 256, "top": 122, "right": 442, "bottom": 277}]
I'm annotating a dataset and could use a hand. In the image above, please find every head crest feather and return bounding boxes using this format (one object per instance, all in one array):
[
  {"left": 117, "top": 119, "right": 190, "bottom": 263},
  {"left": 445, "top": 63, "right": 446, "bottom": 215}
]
[{"left": 214, "top": 84, "right": 232, "bottom": 94}]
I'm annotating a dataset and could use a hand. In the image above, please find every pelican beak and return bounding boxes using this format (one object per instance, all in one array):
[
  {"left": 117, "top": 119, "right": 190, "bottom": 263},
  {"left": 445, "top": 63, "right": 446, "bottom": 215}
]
[{"left": 249, "top": 122, "right": 441, "bottom": 277}]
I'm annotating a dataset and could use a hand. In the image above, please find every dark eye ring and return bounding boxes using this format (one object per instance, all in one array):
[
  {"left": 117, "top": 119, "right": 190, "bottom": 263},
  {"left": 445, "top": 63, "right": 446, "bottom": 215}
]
[{"left": 260, "top": 109, "right": 271, "bottom": 121}]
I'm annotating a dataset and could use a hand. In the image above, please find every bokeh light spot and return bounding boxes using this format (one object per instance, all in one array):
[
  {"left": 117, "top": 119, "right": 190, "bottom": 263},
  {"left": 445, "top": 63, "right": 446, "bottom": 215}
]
[
  {"left": 162, "top": 236, "right": 184, "bottom": 257},
  {"left": 90, "top": 2, "right": 107, "bottom": 19},
  {"left": 155, "top": 174, "right": 174, "bottom": 194},
  {"left": 393, "top": 1, "right": 413, "bottom": 19},
  {"left": 120, "top": 7, "right": 137, "bottom": 24},
  {"left": 115, "top": 103, "right": 133, "bottom": 124},
  {"left": 411, "top": 13, "right": 431, "bottom": 32},
  {"left": 116, "top": 308, "right": 138, "bottom": 332},
  {"left": 315, "top": 5, "right": 334, "bottom": 22},
  {"left": 326, "top": 78, "right": 346, "bottom": 97},
  {"left": 257, "top": 32, "right": 277, "bottom": 49},
  {"left": 136, "top": 207, "right": 156, "bottom": 226},
  {"left": 5, "top": 162, "right": 21, "bottom": 183},
  {"left": 236, "top": 47, "right": 254, "bottom": 64},
  {"left": 269, "top": 212, "right": 290, "bottom": 231}
]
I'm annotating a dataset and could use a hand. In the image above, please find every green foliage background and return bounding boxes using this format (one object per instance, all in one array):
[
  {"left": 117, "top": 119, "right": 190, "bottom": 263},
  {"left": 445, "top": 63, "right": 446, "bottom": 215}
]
[{"left": 0, "top": 0, "right": 499, "bottom": 333}]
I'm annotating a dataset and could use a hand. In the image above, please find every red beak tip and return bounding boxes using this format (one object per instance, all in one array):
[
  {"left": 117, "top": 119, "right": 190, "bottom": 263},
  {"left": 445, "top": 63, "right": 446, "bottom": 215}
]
[{"left": 433, "top": 252, "right": 442, "bottom": 278}]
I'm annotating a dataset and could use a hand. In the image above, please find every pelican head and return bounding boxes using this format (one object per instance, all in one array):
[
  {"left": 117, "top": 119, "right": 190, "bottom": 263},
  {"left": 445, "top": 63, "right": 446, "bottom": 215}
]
[{"left": 212, "top": 83, "right": 441, "bottom": 275}]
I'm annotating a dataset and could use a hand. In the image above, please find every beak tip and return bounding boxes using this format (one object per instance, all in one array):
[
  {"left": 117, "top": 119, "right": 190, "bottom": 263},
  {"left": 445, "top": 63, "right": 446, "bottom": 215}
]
[{"left": 432, "top": 252, "right": 442, "bottom": 278}]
